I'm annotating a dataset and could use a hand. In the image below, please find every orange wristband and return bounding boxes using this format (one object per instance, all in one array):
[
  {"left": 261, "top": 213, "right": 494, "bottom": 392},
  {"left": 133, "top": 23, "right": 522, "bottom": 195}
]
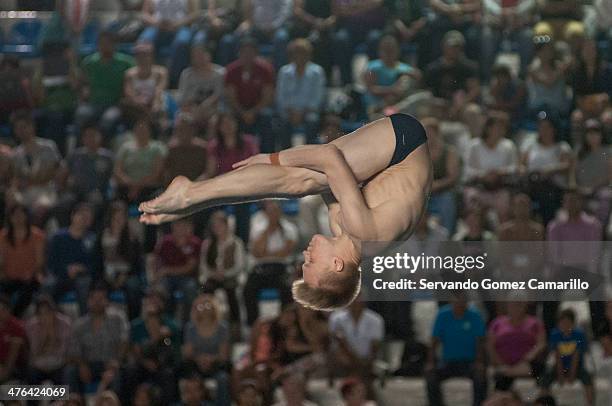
[{"left": 270, "top": 152, "right": 281, "bottom": 166}]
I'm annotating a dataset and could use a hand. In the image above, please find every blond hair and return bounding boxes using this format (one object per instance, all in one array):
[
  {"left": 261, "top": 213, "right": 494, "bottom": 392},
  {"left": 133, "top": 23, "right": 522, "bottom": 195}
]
[{"left": 292, "top": 263, "right": 361, "bottom": 311}]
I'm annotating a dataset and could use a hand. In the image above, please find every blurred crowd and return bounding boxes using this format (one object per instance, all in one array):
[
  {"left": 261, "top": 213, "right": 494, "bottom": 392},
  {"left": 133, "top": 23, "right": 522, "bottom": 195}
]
[{"left": 0, "top": 0, "right": 611, "bottom": 404}]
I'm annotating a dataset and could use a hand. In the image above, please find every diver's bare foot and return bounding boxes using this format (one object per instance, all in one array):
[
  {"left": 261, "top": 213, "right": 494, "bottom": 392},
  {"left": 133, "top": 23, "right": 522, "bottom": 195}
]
[
  {"left": 139, "top": 176, "right": 191, "bottom": 214},
  {"left": 139, "top": 212, "right": 185, "bottom": 225}
]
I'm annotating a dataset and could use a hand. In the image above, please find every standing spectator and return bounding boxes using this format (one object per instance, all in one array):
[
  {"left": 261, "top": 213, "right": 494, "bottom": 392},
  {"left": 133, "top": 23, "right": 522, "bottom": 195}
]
[
  {"left": 464, "top": 111, "right": 518, "bottom": 225},
  {"left": 424, "top": 117, "right": 460, "bottom": 234},
  {"left": 487, "top": 302, "right": 547, "bottom": 390},
  {"left": 47, "top": 202, "right": 97, "bottom": 314},
  {"left": 11, "top": 111, "right": 62, "bottom": 225},
  {"left": 244, "top": 201, "right": 297, "bottom": 325},
  {"left": 177, "top": 44, "right": 225, "bottom": 132},
  {"left": 329, "top": 297, "right": 384, "bottom": 399},
  {"left": 154, "top": 218, "right": 201, "bottom": 322},
  {"left": 224, "top": 37, "right": 275, "bottom": 152},
  {"left": 139, "top": 0, "right": 201, "bottom": 87},
  {"left": 76, "top": 30, "right": 135, "bottom": 138},
  {"left": 25, "top": 296, "right": 72, "bottom": 385},
  {"left": 363, "top": 35, "right": 420, "bottom": 117},
  {"left": 276, "top": 38, "right": 326, "bottom": 148},
  {"left": 181, "top": 294, "right": 231, "bottom": 406},
  {"left": 485, "top": 64, "right": 527, "bottom": 124},
  {"left": 521, "top": 112, "right": 572, "bottom": 225},
  {"left": 424, "top": 31, "right": 481, "bottom": 121},
  {"left": 123, "top": 43, "right": 168, "bottom": 123},
  {"left": 207, "top": 112, "right": 260, "bottom": 243},
  {"left": 425, "top": 292, "right": 487, "bottom": 406},
  {"left": 0, "top": 204, "right": 45, "bottom": 317},
  {"left": 539, "top": 308, "right": 594, "bottom": 406},
  {"left": 330, "top": 0, "right": 385, "bottom": 85},
  {"left": 67, "top": 284, "right": 128, "bottom": 393},
  {"left": 201, "top": 211, "right": 246, "bottom": 337},
  {"left": 0, "top": 294, "right": 27, "bottom": 383},
  {"left": 498, "top": 193, "right": 544, "bottom": 241}
]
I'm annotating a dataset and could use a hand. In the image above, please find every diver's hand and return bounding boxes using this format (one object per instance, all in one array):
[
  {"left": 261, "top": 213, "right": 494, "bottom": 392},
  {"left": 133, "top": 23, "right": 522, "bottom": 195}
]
[
  {"left": 139, "top": 176, "right": 192, "bottom": 215},
  {"left": 232, "top": 153, "right": 271, "bottom": 169}
]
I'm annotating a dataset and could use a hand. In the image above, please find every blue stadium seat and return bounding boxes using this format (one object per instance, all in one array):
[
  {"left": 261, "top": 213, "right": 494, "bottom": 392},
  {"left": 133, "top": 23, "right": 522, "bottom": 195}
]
[
  {"left": 2, "top": 19, "right": 42, "bottom": 57},
  {"left": 79, "top": 21, "right": 99, "bottom": 56}
]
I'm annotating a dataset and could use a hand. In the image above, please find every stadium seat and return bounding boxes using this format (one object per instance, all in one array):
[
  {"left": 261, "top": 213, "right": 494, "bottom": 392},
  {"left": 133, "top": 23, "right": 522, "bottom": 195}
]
[
  {"left": 79, "top": 21, "right": 99, "bottom": 56},
  {"left": 2, "top": 19, "right": 42, "bottom": 57}
]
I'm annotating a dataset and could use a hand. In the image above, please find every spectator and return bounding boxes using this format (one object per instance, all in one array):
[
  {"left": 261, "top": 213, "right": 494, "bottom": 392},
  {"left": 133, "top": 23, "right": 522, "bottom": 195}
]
[
  {"left": 181, "top": 294, "right": 231, "bottom": 406},
  {"left": 178, "top": 375, "right": 214, "bottom": 406},
  {"left": 224, "top": 37, "right": 275, "bottom": 152},
  {"left": 539, "top": 308, "right": 593, "bottom": 405},
  {"left": 424, "top": 31, "right": 481, "bottom": 121},
  {"left": 521, "top": 112, "right": 572, "bottom": 225},
  {"left": 464, "top": 111, "right": 518, "bottom": 226},
  {"left": 25, "top": 295, "right": 71, "bottom": 385},
  {"left": 139, "top": 0, "right": 201, "bottom": 87},
  {"left": 67, "top": 284, "right": 128, "bottom": 393},
  {"left": 177, "top": 43, "right": 225, "bottom": 131},
  {"left": 154, "top": 218, "right": 201, "bottom": 322},
  {"left": 331, "top": 0, "right": 385, "bottom": 85},
  {"left": 273, "top": 374, "right": 317, "bottom": 406},
  {"left": 201, "top": 210, "right": 246, "bottom": 336},
  {"left": 535, "top": 0, "right": 583, "bottom": 41},
  {"left": 123, "top": 42, "right": 168, "bottom": 123},
  {"left": 575, "top": 119, "right": 612, "bottom": 225},
  {"left": 329, "top": 296, "right": 384, "bottom": 399},
  {"left": 244, "top": 201, "right": 297, "bottom": 325},
  {"left": 340, "top": 377, "right": 377, "bottom": 406},
  {"left": 425, "top": 292, "right": 487, "bottom": 406},
  {"left": 207, "top": 112, "right": 260, "bottom": 243},
  {"left": 100, "top": 201, "right": 144, "bottom": 320},
  {"left": 165, "top": 113, "right": 213, "bottom": 185},
  {"left": 0, "top": 294, "right": 27, "bottom": 383},
  {"left": 0, "top": 203, "right": 45, "bottom": 317},
  {"left": 11, "top": 110, "right": 62, "bottom": 224},
  {"left": 235, "top": 379, "right": 264, "bottom": 406},
  {"left": 498, "top": 193, "right": 544, "bottom": 241},
  {"left": 363, "top": 35, "right": 420, "bottom": 117},
  {"left": 485, "top": 63, "right": 527, "bottom": 124},
  {"left": 94, "top": 390, "right": 121, "bottom": 406},
  {"left": 452, "top": 205, "right": 496, "bottom": 242},
  {"left": 424, "top": 117, "right": 460, "bottom": 234},
  {"left": 534, "top": 395, "right": 557, "bottom": 406},
  {"left": 47, "top": 202, "right": 97, "bottom": 314},
  {"left": 387, "top": 0, "right": 427, "bottom": 66},
  {"left": 0, "top": 56, "right": 34, "bottom": 128},
  {"left": 487, "top": 301, "right": 546, "bottom": 390},
  {"left": 276, "top": 38, "right": 326, "bottom": 147},
  {"left": 76, "top": 30, "right": 135, "bottom": 138},
  {"left": 594, "top": 0, "right": 612, "bottom": 40},
  {"left": 133, "top": 382, "right": 162, "bottom": 406}
]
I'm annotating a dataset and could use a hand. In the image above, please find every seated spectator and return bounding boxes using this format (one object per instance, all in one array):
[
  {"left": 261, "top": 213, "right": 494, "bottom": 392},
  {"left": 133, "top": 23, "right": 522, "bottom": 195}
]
[
  {"left": 100, "top": 201, "right": 144, "bottom": 320},
  {"left": 485, "top": 64, "right": 527, "bottom": 125},
  {"left": 165, "top": 113, "right": 212, "bottom": 184},
  {"left": 221, "top": 0, "right": 291, "bottom": 68},
  {"left": 387, "top": 0, "right": 427, "bottom": 66},
  {"left": 47, "top": 202, "right": 97, "bottom": 314},
  {"left": 124, "top": 288, "right": 180, "bottom": 405},
  {"left": 340, "top": 377, "right": 377, "bottom": 406},
  {"left": 425, "top": 292, "right": 487, "bottom": 406},
  {"left": 363, "top": 35, "right": 420, "bottom": 118},
  {"left": 452, "top": 205, "right": 496, "bottom": 242},
  {"left": 66, "top": 284, "right": 128, "bottom": 393},
  {"left": 575, "top": 119, "right": 612, "bottom": 225},
  {"left": 224, "top": 37, "right": 275, "bottom": 152},
  {"left": 487, "top": 301, "right": 546, "bottom": 390},
  {"left": 424, "top": 117, "right": 460, "bottom": 234},
  {"left": 132, "top": 382, "right": 162, "bottom": 406},
  {"left": 123, "top": 43, "right": 168, "bottom": 124},
  {"left": 521, "top": 112, "right": 572, "bottom": 225},
  {"left": 181, "top": 294, "right": 231, "bottom": 406},
  {"left": 498, "top": 193, "right": 544, "bottom": 241},
  {"left": 207, "top": 112, "right": 260, "bottom": 242},
  {"left": 201, "top": 210, "right": 246, "bottom": 336},
  {"left": 154, "top": 218, "right": 201, "bottom": 322},
  {"left": 535, "top": 0, "right": 583, "bottom": 41},
  {"left": 94, "top": 390, "right": 121, "bottom": 406},
  {"left": 0, "top": 203, "right": 45, "bottom": 317},
  {"left": 424, "top": 31, "right": 481, "bottom": 122},
  {"left": 276, "top": 38, "right": 326, "bottom": 148},
  {"left": 76, "top": 30, "right": 135, "bottom": 138},
  {"left": 0, "top": 294, "right": 27, "bottom": 383},
  {"left": 331, "top": 0, "right": 386, "bottom": 84},
  {"left": 11, "top": 111, "right": 62, "bottom": 224},
  {"left": 177, "top": 44, "right": 225, "bottom": 132},
  {"left": 539, "top": 308, "right": 593, "bottom": 405},
  {"left": 0, "top": 56, "right": 33, "bottom": 128},
  {"left": 235, "top": 379, "right": 264, "bottom": 406},
  {"left": 177, "top": 374, "right": 215, "bottom": 406},
  {"left": 534, "top": 395, "right": 557, "bottom": 406},
  {"left": 25, "top": 295, "right": 71, "bottom": 385},
  {"left": 464, "top": 111, "right": 518, "bottom": 226},
  {"left": 329, "top": 296, "right": 384, "bottom": 399},
  {"left": 139, "top": 0, "right": 201, "bottom": 87},
  {"left": 272, "top": 374, "right": 317, "bottom": 406},
  {"left": 244, "top": 201, "right": 297, "bottom": 325}
]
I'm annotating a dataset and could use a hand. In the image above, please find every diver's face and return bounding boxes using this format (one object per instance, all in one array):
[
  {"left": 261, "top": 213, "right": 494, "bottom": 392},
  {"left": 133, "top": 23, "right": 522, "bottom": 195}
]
[{"left": 302, "top": 234, "right": 338, "bottom": 287}]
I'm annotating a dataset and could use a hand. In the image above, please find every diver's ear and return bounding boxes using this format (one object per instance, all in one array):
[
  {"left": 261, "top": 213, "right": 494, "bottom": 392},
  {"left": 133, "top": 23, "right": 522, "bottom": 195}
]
[{"left": 332, "top": 257, "right": 344, "bottom": 273}]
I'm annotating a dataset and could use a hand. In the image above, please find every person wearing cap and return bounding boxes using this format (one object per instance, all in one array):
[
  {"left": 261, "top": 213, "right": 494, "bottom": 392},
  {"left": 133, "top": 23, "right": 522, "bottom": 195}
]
[
  {"left": 424, "top": 30, "right": 481, "bottom": 120},
  {"left": 123, "top": 42, "right": 168, "bottom": 123}
]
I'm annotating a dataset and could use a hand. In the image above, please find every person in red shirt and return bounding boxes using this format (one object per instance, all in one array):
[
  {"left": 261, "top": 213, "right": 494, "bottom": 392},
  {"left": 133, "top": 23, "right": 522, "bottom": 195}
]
[
  {"left": 154, "top": 218, "right": 201, "bottom": 322},
  {"left": 0, "top": 295, "right": 27, "bottom": 383},
  {"left": 224, "top": 37, "right": 276, "bottom": 152}
]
